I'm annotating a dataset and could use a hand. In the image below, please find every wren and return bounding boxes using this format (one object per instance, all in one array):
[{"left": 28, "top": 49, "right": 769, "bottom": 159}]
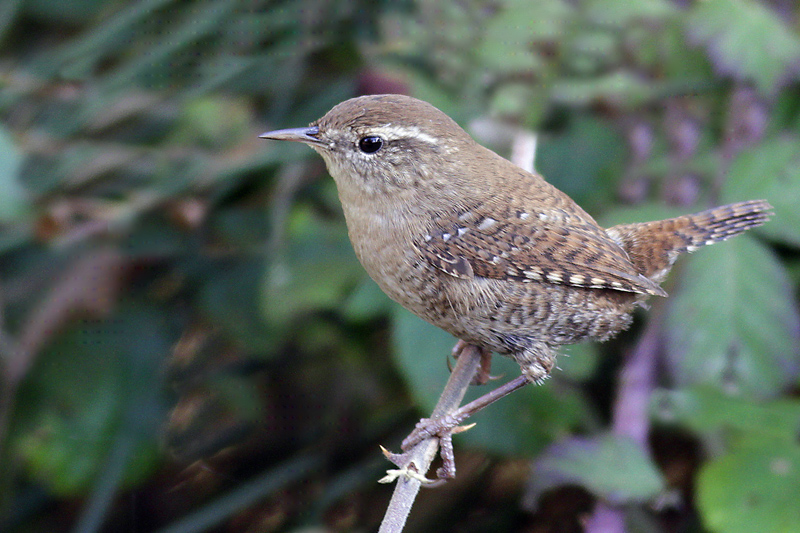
[{"left": 261, "top": 94, "right": 771, "bottom": 385}]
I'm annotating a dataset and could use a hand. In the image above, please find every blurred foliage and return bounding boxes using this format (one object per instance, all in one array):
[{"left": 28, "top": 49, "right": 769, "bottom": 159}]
[{"left": 0, "top": 0, "right": 799, "bottom": 532}]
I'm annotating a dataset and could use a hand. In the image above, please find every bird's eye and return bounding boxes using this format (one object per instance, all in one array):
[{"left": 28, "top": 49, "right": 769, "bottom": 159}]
[{"left": 358, "top": 136, "right": 384, "bottom": 153}]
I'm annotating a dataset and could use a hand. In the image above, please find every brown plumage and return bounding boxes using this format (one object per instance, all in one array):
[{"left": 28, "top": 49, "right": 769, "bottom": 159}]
[{"left": 261, "top": 94, "right": 772, "bottom": 383}]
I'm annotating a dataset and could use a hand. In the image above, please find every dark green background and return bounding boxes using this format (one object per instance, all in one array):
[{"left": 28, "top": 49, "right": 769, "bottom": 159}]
[{"left": 1, "top": 0, "right": 799, "bottom": 531}]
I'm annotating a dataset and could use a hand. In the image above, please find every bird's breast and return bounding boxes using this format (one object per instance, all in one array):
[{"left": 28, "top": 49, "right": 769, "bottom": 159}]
[{"left": 339, "top": 199, "right": 453, "bottom": 316}]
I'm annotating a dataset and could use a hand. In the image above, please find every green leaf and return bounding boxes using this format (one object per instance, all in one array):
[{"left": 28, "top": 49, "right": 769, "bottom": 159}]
[
  {"left": 477, "top": 0, "right": 573, "bottom": 74},
  {"left": 489, "top": 83, "right": 538, "bottom": 118},
  {"left": 659, "top": 21, "right": 715, "bottom": 80},
  {"left": 686, "top": 0, "right": 800, "bottom": 94},
  {"left": 460, "top": 365, "right": 588, "bottom": 456},
  {"left": 391, "top": 305, "right": 459, "bottom": 411},
  {"left": 652, "top": 386, "right": 800, "bottom": 442},
  {"left": 260, "top": 218, "right": 362, "bottom": 327},
  {"left": 11, "top": 308, "right": 167, "bottom": 495},
  {"left": 583, "top": 0, "right": 677, "bottom": 28},
  {"left": 550, "top": 71, "right": 656, "bottom": 108},
  {"left": 566, "top": 31, "right": 620, "bottom": 74},
  {"left": 665, "top": 237, "right": 800, "bottom": 398},
  {"left": 697, "top": 438, "right": 800, "bottom": 533},
  {"left": 600, "top": 203, "right": 692, "bottom": 228},
  {"left": 722, "top": 135, "right": 800, "bottom": 247},
  {"left": 537, "top": 116, "right": 625, "bottom": 211},
  {"left": 496, "top": 0, "right": 574, "bottom": 42},
  {"left": 342, "top": 276, "right": 393, "bottom": 322},
  {"left": 529, "top": 433, "right": 665, "bottom": 506},
  {"left": 556, "top": 342, "right": 600, "bottom": 382},
  {"left": 170, "top": 97, "right": 252, "bottom": 149}
]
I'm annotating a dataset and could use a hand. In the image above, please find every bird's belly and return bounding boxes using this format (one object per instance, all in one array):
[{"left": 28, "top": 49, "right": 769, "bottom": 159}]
[
  {"left": 372, "top": 261, "right": 638, "bottom": 355},
  {"left": 450, "top": 279, "right": 639, "bottom": 352}
]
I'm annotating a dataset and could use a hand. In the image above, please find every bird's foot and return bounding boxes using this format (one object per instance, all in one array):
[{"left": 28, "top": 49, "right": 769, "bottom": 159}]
[
  {"left": 385, "top": 374, "right": 530, "bottom": 481},
  {"left": 397, "top": 414, "right": 476, "bottom": 480}
]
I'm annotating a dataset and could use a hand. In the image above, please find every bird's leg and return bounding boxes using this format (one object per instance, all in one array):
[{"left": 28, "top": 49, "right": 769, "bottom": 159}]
[
  {"left": 451, "top": 340, "right": 495, "bottom": 385},
  {"left": 400, "top": 373, "right": 530, "bottom": 479}
]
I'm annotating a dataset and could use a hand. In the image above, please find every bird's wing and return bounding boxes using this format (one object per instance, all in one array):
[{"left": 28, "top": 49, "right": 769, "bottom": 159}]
[{"left": 416, "top": 206, "right": 666, "bottom": 297}]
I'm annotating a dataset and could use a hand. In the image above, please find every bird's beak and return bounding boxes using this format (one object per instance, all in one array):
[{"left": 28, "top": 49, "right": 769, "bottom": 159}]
[{"left": 259, "top": 126, "right": 321, "bottom": 144}]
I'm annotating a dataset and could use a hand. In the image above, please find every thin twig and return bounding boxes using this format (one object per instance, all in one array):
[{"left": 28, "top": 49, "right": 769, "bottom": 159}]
[
  {"left": 378, "top": 345, "right": 482, "bottom": 533},
  {"left": 510, "top": 129, "right": 538, "bottom": 174}
]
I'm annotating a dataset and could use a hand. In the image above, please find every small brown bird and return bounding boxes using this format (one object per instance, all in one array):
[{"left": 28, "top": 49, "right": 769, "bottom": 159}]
[{"left": 261, "top": 94, "right": 771, "bottom": 385}]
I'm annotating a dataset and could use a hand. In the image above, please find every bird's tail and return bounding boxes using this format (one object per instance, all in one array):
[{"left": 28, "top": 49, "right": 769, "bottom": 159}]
[{"left": 605, "top": 199, "right": 772, "bottom": 284}]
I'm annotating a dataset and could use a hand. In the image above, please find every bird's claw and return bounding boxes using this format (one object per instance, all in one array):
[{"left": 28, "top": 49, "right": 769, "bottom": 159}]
[
  {"left": 379, "top": 446, "right": 437, "bottom": 484},
  {"left": 379, "top": 415, "right": 477, "bottom": 482}
]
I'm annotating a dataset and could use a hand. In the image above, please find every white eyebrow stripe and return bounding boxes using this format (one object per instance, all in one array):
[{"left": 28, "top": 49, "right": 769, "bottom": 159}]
[{"left": 367, "top": 125, "right": 439, "bottom": 145}]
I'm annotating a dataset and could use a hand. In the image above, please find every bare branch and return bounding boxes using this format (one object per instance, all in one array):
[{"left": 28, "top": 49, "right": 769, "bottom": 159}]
[{"left": 378, "top": 345, "right": 482, "bottom": 533}]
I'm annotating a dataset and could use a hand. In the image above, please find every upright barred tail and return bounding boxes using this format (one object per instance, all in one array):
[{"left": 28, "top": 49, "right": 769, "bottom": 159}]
[{"left": 605, "top": 199, "right": 773, "bottom": 285}]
